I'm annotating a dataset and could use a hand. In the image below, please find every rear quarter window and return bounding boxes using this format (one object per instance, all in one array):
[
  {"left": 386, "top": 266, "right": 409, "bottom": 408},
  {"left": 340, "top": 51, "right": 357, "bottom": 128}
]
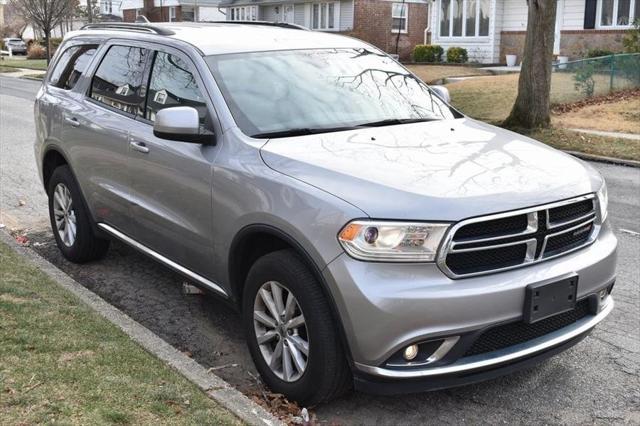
[{"left": 49, "top": 45, "right": 98, "bottom": 90}]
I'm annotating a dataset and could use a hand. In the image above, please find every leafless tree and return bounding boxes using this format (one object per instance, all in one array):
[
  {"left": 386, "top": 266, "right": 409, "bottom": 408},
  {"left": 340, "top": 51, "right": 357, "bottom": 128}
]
[
  {"left": 503, "top": 0, "right": 557, "bottom": 129},
  {"left": 8, "top": 0, "right": 77, "bottom": 62}
]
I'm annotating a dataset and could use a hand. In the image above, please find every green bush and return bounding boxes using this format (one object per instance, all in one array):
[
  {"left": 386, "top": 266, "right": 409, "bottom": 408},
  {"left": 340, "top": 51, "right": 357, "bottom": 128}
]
[
  {"left": 623, "top": 18, "right": 640, "bottom": 53},
  {"left": 586, "top": 49, "right": 615, "bottom": 58},
  {"left": 412, "top": 44, "right": 443, "bottom": 63},
  {"left": 446, "top": 47, "right": 468, "bottom": 63}
]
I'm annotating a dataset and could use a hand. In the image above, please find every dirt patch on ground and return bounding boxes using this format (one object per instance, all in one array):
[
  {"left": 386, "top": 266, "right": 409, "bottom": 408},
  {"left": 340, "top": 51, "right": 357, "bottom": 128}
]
[
  {"left": 552, "top": 92, "right": 640, "bottom": 134},
  {"left": 407, "top": 64, "right": 491, "bottom": 84}
]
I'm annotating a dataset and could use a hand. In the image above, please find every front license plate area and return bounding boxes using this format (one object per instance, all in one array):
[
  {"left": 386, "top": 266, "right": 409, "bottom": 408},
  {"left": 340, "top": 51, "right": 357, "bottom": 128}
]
[{"left": 524, "top": 276, "right": 578, "bottom": 324}]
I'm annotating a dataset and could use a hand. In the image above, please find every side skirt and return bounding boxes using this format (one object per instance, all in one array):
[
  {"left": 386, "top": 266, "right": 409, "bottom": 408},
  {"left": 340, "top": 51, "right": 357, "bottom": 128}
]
[{"left": 97, "top": 223, "right": 228, "bottom": 298}]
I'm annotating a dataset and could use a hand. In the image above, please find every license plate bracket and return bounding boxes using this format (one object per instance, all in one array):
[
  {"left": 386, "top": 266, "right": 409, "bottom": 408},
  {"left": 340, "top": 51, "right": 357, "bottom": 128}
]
[{"left": 524, "top": 276, "right": 578, "bottom": 324}]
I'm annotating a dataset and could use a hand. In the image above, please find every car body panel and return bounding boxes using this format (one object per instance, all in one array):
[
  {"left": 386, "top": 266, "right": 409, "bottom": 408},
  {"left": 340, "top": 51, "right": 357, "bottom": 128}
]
[{"left": 260, "top": 118, "right": 604, "bottom": 220}]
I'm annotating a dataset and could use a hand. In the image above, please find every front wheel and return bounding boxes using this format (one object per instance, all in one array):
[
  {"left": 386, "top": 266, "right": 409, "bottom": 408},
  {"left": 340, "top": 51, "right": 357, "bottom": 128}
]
[{"left": 243, "top": 249, "right": 351, "bottom": 405}]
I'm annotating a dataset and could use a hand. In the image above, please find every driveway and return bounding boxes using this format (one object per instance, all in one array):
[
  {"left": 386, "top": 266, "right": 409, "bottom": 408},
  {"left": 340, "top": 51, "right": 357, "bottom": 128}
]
[{"left": 2, "top": 75, "right": 639, "bottom": 424}]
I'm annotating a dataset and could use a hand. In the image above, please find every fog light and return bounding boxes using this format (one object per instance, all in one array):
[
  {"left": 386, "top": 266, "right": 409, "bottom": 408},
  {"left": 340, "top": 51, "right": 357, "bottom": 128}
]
[{"left": 403, "top": 344, "right": 419, "bottom": 361}]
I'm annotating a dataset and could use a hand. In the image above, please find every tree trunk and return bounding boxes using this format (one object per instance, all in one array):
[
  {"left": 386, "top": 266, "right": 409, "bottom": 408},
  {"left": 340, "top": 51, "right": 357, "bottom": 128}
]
[
  {"left": 44, "top": 29, "right": 51, "bottom": 64},
  {"left": 87, "top": 0, "right": 94, "bottom": 23},
  {"left": 503, "top": 0, "right": 557, "bottom": 129}
]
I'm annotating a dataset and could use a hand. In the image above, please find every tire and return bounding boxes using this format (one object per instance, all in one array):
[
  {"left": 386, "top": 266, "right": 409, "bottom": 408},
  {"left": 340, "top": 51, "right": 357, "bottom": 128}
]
[
  {"left": 243, "top": 249, "right": 352, "bottom": 405},
  {"left": 47, "top": 165, "right": 110, "bottom": 263}
]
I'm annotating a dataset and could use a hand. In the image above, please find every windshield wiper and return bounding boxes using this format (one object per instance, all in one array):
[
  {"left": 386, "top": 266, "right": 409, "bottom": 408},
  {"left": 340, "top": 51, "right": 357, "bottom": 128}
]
[
  {"left": 251, "top": 126, "right": 358, "bottom": 139},
  {"left": 355, "top": 118, "right": 439, "bottom": 128}
]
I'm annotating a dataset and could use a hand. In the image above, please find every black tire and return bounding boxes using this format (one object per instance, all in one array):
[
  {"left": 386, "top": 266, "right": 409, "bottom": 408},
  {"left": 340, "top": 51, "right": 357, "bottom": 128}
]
[
  {"left": 243, "top": 249, "right": 352, "bottom": 406},
  {"left": 47, "top": 165, "right": 110, "bottom": 263}
]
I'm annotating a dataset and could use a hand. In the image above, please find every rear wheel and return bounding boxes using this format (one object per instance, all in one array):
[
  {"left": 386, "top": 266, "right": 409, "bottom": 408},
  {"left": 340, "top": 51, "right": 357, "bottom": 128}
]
[
  {"left": 47, "top": 165, "right": 110, "bottom": 263},
  {"left": 243, "top": 249, "right": 351, "bottom": 405}
]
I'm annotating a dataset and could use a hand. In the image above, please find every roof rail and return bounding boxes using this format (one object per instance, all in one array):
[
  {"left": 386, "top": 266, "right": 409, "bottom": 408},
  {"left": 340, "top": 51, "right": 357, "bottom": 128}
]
[
  {"left": 81, "top": 22, "right": 175, "bottom": 36},
  {"left": 203, "top": 20, "right": 308, "bottom": 30}
]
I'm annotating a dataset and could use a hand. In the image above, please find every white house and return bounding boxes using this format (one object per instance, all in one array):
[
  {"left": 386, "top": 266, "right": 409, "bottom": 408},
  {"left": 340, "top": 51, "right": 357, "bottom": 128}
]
[{"left": 429, "top": 0, "right": 638, "bottom": 63}]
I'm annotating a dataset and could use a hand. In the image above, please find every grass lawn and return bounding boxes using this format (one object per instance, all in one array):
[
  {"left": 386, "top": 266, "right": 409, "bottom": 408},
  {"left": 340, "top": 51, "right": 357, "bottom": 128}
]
[
  {"left": 528, "top": 128, "right": 640, "bottom": 161},
  {"left": 442, "top": 72, "right": 640, "bottom": 160},
  {"left": 0, "top": 242, "right": 241, "bottom": 425},
  {"left": 407, "top": 64, "right": 491, "bottom": 84},
  {"left": 0, "top": 58, "right": 48, "bottom": 70},
  {"left": 446, "top": 73, "right": 635, "bottom": 124}
]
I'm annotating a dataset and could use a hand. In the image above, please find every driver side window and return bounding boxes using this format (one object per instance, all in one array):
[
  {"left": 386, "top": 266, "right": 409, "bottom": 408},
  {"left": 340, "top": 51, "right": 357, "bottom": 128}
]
[{"left": 145, "top": 52, "right": 208, "bottom": 126}]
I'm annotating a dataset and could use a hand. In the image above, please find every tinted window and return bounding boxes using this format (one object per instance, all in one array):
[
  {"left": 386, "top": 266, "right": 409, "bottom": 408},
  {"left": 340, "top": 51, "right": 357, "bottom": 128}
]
[
  {"left": 50, "top": 45, "right": 97, "bottom": 90},
  {"left": 90, "top": 45, "right": 149, "bottom": 116},
  {"left": 146, "top": 52, "right": 207, "bottom": 124}
]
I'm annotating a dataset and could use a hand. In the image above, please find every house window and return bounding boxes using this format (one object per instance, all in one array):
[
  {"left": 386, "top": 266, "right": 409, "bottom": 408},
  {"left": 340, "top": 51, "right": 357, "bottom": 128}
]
[
  {"left": 311, "top": 2, "right": 338, "bottom": 30},
  {"left": 169, "top": 6, "right": 177, "bottom": 22},
  {"left": 392, "top": 3, "right": 408, "bottom": 33},
  {"left": 599, "top": 0, "right": 638, "bottom": 27},
  {"left": 440, "top": 0, "right": 490, "bottom": 37},
  {"left": 229, "top": 6, "right": 258, "bottom": 21}
]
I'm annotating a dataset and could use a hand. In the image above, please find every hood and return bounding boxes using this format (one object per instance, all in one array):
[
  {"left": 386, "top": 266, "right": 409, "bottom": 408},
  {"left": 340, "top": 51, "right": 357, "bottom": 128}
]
[{"left": 259, "top": 118, "right": 602, "bottom": 221}]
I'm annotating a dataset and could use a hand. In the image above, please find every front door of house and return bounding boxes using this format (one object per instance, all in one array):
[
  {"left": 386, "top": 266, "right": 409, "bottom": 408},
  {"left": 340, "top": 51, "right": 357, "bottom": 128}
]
[
  {"left": 282, "top": 5, "right": 294, "bottom": 23},
  {"left": 554, "top": 0, "right": 564, "bottom": 55}
]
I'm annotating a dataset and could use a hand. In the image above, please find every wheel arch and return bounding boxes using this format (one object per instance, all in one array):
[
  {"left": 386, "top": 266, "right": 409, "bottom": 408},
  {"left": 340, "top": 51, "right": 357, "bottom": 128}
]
[{"left": 228, "top": 224, "right": 354, "bottom": 364}]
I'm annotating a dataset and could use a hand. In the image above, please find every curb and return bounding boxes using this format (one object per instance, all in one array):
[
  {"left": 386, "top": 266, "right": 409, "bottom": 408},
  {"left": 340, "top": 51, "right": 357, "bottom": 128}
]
[
  {"left": 562, "top": 150, "right": 640, "bottom": 168},
  {"left": 0, "top": 230, "right": 283, "bottom": 426}
]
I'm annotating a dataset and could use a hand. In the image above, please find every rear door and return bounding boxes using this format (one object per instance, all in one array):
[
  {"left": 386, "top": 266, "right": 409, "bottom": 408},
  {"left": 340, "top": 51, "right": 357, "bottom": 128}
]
[
  {"left": 65, "top": 43, "right": 151, "bottom": 234},
  {"left": 125, "top": 46, "right": 218, "bottom": 279}
]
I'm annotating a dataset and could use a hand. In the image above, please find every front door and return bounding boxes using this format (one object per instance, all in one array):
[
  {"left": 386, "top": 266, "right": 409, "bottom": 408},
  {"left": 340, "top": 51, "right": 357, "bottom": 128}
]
[
  {"left": 282, "top": 4, "right": 295, "bottom": 23},
  {"left": 126, "top": 48, "right": 217, "bottom": 280}
]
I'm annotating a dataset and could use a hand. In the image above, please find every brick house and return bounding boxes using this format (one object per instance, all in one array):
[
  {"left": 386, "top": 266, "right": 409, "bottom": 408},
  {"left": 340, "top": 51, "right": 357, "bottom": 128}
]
[
  {"left": 429, "top": 0, "right": 638, "bottom": 63},
  {"left": 217, "top": 0, "right": 429, "bottom": 60}
]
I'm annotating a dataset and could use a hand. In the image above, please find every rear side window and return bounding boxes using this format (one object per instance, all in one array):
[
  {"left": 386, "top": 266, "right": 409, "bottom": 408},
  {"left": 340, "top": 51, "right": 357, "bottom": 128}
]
[
  {"left": 90, "top": 45, "right": 150, "bottom": 116},
  {"left": 49, "top": 45, "right": 97, "bottom": 90},
  {"left": 146, "top": 52, "right": 207, "bottom": 124}
]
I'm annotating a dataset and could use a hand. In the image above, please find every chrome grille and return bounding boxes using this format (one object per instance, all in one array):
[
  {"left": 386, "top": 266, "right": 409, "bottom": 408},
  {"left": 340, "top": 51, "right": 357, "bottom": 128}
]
[{"left": 438, "top": 195, "right": 600, "bottom": 278}]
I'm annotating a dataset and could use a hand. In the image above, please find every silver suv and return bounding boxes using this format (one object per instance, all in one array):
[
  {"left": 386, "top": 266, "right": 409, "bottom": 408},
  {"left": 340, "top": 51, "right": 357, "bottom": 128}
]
[{"left": 35, "top": 22, "right": 617, "bottom": 405}]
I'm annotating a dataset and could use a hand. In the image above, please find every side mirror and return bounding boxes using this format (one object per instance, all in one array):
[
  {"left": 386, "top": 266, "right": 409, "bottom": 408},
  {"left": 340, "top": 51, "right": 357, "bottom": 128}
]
[
  {"left": 430, "top": 85, "right": 451, "bottom": 103},
  {"left": 153, "top": 106, "right": 212, "bottom": 144}
]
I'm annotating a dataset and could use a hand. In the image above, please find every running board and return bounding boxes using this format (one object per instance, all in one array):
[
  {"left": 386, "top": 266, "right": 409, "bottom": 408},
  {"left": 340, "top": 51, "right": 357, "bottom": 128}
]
[{"left": 97, "top": 223, "right": 228, "bottom": 298}]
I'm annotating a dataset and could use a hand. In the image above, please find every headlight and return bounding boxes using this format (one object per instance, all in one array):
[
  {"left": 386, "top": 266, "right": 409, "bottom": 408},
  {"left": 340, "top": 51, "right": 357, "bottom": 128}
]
[
  {"left": 597, "top": 182, "right": 608, "bottom": 222},
  {"left": 338, "top": 220, "right": 449, "bottom": 262}
]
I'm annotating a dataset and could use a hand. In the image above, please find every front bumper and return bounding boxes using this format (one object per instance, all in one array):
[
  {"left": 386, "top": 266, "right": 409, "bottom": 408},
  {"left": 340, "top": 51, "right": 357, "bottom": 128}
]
[{"left": 322, "top": 221, "right": 617, "bottom": 382}]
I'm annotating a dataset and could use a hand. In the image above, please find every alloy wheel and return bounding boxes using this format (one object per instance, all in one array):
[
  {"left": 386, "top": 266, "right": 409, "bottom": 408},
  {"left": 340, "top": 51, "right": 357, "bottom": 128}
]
[
  {"left": 253, "top": 281, "right": 309, "bottom": 382},
  {"left": 52, "top": 183, "right": 77, "bottom": 247}
]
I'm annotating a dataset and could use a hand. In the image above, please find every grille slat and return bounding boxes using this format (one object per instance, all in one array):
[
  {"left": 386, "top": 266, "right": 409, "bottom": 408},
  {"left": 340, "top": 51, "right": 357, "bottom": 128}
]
[
  {"left": 464, "top": 299, "right": 591, "bottom": 357},
  {"left": 442, "top": 196, "right": 597, "bottom": 278}
]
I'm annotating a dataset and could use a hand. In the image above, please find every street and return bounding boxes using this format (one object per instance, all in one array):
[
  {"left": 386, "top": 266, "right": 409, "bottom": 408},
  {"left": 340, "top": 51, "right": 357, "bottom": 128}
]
[{"left": 1, "top": 74, "right": 639, "bottom": 424}]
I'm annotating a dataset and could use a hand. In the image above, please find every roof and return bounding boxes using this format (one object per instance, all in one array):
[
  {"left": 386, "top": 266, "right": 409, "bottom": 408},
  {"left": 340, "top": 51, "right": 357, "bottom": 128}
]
[{"left": 72, "top": 22, "right": 371, "bottom": 56}]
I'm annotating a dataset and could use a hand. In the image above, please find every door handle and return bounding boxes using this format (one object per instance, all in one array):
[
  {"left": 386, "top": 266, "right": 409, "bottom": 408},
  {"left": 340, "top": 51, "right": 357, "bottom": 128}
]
[
  {"left": 64, "top": 116, "right": 80, "bottom": 128},
  {"left": 130, "top": 140, "right": 150, "bottom": 154}
]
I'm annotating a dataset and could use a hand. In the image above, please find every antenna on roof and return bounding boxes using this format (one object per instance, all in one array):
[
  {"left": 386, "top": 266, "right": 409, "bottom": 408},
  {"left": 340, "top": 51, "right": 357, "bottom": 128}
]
[{"left": 135, "top": 15, "right": 150, "bottom": 23}]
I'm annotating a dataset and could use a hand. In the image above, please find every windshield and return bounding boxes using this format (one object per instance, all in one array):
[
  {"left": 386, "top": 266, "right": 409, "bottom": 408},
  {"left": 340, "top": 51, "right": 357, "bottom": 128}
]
[{"left": 205, "top": 48, "right": 460, "bottom": 138}]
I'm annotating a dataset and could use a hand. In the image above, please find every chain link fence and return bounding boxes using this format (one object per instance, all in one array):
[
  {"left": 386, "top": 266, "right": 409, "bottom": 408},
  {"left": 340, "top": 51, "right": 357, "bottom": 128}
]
[{"left": 551, "top": 53, "right": 640, "bottom": 104}]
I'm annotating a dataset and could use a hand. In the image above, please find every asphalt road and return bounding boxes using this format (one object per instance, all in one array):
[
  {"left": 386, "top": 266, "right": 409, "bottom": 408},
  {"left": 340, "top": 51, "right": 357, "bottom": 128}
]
[{"left": 1, "top": 75, "right": 639, "bottom": 424}]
